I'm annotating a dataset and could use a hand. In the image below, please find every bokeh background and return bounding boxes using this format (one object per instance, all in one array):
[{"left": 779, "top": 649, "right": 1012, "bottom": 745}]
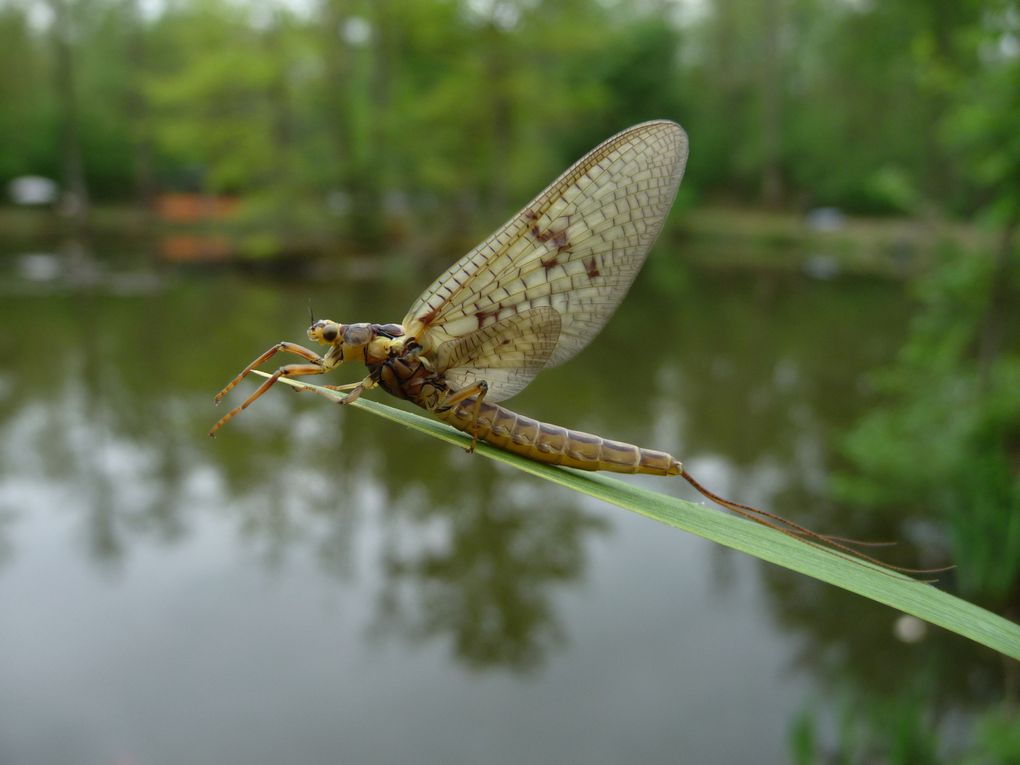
[{"left": 1, "top": 1, "right": 1018, "bottom": 763}]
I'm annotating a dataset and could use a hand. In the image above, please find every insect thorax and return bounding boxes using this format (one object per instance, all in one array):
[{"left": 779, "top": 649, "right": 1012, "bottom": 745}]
[{"left": 371, "top": 339, "right": 446, "bottom": 409}]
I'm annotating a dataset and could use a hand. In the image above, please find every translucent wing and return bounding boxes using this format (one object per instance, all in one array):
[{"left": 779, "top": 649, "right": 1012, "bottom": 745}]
[
  {"left": 403, "top": 120, "right": 688, "bottom": 376},
  {"left": 434, "top": 307, "right": 561, "bottom": 403}
]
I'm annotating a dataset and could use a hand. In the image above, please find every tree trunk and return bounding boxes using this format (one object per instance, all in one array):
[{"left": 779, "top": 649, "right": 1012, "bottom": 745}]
[
  {"left": 51, "top": 0, "right": 89, "bottom": 224},
  {"left": 759, "top": 0, "right": 784, "bottom": 207},
  {"left": 126, "top": 0, "right": 156, "bottom": 209},
  {"left": 978, "top": 217, "right": 1018, "bottom": 389}
]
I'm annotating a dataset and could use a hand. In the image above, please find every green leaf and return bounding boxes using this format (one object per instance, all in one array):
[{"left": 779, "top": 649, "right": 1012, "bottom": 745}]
[{"left": 256, "top": 371, "right": 1020, "bottom": 661}]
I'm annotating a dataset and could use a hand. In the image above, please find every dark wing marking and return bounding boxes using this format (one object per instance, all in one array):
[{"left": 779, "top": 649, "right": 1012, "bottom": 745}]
[{"left": 402, "top": 120, "right": 688, "bottom": 372}]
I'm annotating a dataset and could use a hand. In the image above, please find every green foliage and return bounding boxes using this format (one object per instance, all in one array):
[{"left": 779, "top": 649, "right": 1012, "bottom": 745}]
[
  {"left": 961, "top": 708, "right": 1020, "bottom": 765},
  {"left": 836, "top": 244, "right": 1020, "bottom": 605},
  {"left": 834, "top": 4, "right": 1020, "bottom": 609},
  {"left": 788, "top": 708, "right": 816, "bottom": 765},
  {"left": 940, "top": 1, "right": 1020, "bottom": 225},
  {"left": 794, "top": 690, "right": 1020, "bottom": 764},
  {"left": 0, "top": 6, "right": 57, "bottom": 180},
  {"left": 0, "top": 0, "right": 1016, "bottom": 224},
  {"left": 145, "top": 1, "right": 288, "bottom": 192}
]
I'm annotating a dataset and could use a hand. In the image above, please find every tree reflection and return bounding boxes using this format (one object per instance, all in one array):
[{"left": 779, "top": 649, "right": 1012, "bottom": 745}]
[
  {"left": 0, "top": 256, "right": 1007, "bottom": 707},
  {"left": 374, "top": 470, "right": 606, "bottom": 671},
  {"left": 0, "top": 265, "right": 608, "bottom": 673}
]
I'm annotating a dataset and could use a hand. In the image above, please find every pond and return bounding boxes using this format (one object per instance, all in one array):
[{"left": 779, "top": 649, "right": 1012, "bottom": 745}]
[{"left": 0, "top": 241, "right": 1003, "bottom": 763}]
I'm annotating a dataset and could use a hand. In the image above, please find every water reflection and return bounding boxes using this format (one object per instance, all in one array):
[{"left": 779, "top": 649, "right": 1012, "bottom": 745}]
[
  {"left": 0, "top": 266, "right": 612, "bottom": 671},
  {"left": 375, "top": 475, "right": 607, "bottom": 671},
  {"left": 0, "top": 242, "right": 1010, "bottom": 762},
  {"left": 0, "top": 250, "right": 919, "bottom": 603}
]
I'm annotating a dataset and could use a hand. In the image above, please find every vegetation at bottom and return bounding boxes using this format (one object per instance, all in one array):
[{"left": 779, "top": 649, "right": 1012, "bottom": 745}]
[{"left": 791, "top": 693, "right": 1020, "bottom": 765}]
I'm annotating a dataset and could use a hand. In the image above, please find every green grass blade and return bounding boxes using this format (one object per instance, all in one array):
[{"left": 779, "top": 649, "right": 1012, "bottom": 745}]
[{"left": 255, "top": 371, "right": 1020, "bottom": 661}]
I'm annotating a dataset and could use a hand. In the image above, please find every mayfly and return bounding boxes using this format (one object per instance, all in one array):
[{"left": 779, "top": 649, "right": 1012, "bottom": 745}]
[{"left": 210, "top": 121, "right": 915, "bottom": 571}]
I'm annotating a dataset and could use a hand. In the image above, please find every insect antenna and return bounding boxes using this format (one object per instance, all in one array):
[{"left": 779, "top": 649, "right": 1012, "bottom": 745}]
[
  {"left": 308, "top": 301, "right": 315, "bottom": 324},
  {"left": 679, "top": 468, "right": 953, "bottom": 580}
]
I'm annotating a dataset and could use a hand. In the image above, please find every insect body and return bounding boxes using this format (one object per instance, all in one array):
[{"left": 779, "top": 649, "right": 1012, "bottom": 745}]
[
  {"left": 210, "top": 121, "right": 919, "bottom": 570},
  {"left": 321, "top": 315, "right": 681, "bottom": 477},
  {"left": 211, "top": 121, "right": 688, "bottom": 471}
]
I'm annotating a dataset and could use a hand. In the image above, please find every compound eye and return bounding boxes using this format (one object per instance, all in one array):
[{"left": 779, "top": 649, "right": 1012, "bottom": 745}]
[{"left": 308, "top": 320, "right": 342, "bottom": 344}]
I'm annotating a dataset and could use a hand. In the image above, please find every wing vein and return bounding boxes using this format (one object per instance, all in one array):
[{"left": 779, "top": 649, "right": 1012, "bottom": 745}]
[{"left": 404, "top": 120, "right": 688, "bottom": 400}]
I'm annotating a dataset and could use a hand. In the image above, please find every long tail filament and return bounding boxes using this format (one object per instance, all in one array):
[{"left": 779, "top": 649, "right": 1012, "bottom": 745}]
[{"left": 680, "top": 468, "right": 951, "bottom": 580}]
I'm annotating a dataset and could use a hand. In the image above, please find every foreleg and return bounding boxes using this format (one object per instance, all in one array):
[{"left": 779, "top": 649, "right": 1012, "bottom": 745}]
[
  {"left": 214, "top": 342, "right": 324, "bottom": 404},
  {"left": 209, "top": 362, "right": 326, "bottom": 436}
]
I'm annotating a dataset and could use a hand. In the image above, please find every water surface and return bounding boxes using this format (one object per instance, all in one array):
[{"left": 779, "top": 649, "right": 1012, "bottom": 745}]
[{"left": 0, "top": 243, "right": 997, "bottom": 763}]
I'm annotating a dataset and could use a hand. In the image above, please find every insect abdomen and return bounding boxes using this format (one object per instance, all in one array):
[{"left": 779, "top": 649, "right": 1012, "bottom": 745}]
[{"left": 440, "top": 401, "right": 681, "bottom": 476}]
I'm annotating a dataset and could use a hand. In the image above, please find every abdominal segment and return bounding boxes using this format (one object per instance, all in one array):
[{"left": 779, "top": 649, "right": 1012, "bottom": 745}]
[{"left": 438, "top": 399, "right": 680, "bottom": 476}]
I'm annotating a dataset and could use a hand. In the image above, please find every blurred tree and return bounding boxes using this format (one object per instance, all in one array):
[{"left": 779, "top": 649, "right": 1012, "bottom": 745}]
[
  {"left": 50, "top": 0, "right": 89, "bottom": 219},
  {"left": 941, "top": 0, "right": 1020, "bottom": 327},
  {"left": 318, "top": 0, "right": 387, "bottom": 248},
  {"left": 124, "top": 0, "right": 156, "bottom": 206},
  {"left": 0, "top": 0, "right": 1017, "bottom": 234},
  {"left": 0, "top": 5, "right": 56, "bottom": 182},
  {"left": 835, "top": 2, "right": 1020, "bottom": 610},
  {"left": 146, "top": 1, "right": 280, "bottom": 192},
  {"left": 75, "top": 0, "right": 152, "bottom": 200}
]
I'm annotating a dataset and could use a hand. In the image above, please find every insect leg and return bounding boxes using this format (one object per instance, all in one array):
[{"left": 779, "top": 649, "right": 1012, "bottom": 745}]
[
  {"left": 214, "top": 342, "right": 324, "bottom": 404},
  {"left": 322, "top": 382, "right": 363, "bottom": 392},
  {"left": 335, "top": 375, "right": 376, "bottom": 405},
  {"left": 284, "top": 377, "right": 374, "bottom": 407},
  {"left": 209, "top": 363, "right": 325, "bottom": 436},
  {"left": 291, "top": 381, "right": 366, "bottom": 397},
  {"left": 441, "top": 381, "right": 490, "bottom": 453}
]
